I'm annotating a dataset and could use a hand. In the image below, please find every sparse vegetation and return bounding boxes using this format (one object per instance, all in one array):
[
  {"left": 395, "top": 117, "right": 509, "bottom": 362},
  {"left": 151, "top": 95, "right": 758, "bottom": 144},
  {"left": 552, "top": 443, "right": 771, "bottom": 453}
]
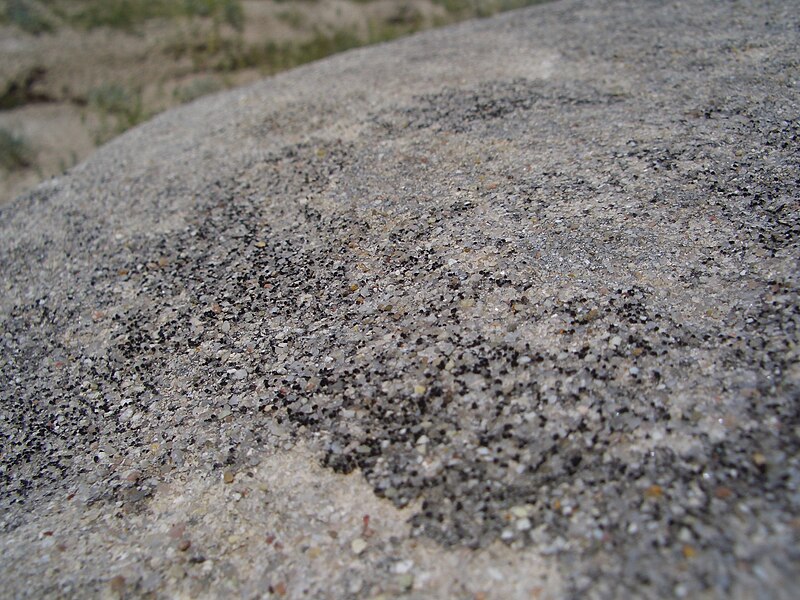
[
  {"left": 87, "top": 83, "right": 146, "bottom": 142},
  {"left": 48, "top": 0, "right": 244, "bottom": 32},
  {"left": 432, "top": 0, "right": 546, "bottom": 17},
  {"left": 0, "top": 127, "right": 33, "bottom": 171},
  {"left": 174, "top": 77, "right": 223, "bottom": 104},
  {"left": 0, "top": 0, "right": 552, "bottom": 203},
  {"left": 276, "top": 8, "right": 306, "bottom": 29},
  {"left": 197, "top": 0, "right": 548, "bottom": 74},
  {"left": 212, "top": 28, "right": 365, "bottom": 73},
  {"left": 0, "top": 66, "right": 49, "bottom": 110},
  {"left": 1, "top": 0, "right": 54, "bottom": 35}
]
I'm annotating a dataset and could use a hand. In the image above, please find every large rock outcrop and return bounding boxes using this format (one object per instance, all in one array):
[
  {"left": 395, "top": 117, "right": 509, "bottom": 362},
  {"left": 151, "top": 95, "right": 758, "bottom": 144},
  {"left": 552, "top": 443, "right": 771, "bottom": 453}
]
[{"left": 1, "top": 0, "right": 798, "bottom": 597}]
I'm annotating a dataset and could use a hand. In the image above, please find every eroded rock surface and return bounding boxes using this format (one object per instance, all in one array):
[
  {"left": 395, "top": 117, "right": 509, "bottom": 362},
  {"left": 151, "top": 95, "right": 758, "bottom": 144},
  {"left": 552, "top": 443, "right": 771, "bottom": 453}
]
[{"left": 1, "top": 0, "right": 798, "bottom": 597}]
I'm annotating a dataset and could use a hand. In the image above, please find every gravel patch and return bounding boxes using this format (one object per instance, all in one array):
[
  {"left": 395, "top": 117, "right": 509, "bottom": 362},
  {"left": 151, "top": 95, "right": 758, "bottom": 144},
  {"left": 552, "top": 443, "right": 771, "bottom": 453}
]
[{"left": 1, "top": 0, "right": 798, "bottom": 597}]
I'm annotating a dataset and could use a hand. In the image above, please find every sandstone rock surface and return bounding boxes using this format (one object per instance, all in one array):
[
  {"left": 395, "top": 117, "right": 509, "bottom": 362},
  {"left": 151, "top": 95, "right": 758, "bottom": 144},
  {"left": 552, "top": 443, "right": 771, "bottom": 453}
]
[{"left": 1, "top": 0, "right": 798, "bottom": 597}]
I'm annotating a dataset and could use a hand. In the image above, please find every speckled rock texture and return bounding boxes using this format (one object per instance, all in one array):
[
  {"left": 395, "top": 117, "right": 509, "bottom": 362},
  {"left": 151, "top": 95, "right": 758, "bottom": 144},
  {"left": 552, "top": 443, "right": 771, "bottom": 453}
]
[{"left": 1, "top": 0, "right": 798, "bottom": 598}]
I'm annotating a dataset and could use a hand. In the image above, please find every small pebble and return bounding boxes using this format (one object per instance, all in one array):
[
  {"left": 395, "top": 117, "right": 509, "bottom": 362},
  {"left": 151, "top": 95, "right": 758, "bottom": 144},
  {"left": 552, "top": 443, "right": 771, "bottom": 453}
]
[
  {"left": 168, "top": 524, "right": 186, "bottom": 539},
  {"left": 510, "top": 505, "right": 530, "bottom": 518},
  {"left": 392, "top": 559, "right": 414, "bottom": 574},
  {"left": 351, "top": 538, "right": 368, "bottom": 555},
  {"left": 644, "top": 484, "right": 663, "bottom": 498},
  {"left": 109, "top": 575, "right": 125, "bottom": 594},
  {"left": 396, "top": 573, "right": 414, "bottom": 591},
  {"left": 516, "top": 517, "right": 532, "bottom": 531}
]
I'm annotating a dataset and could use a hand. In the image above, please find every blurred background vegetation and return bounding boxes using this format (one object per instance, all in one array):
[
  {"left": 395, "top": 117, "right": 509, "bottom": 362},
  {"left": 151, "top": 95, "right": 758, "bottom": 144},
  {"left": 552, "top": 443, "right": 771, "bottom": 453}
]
[{"left": 0, "top": 0, "right": 546, "bottom": 204}]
